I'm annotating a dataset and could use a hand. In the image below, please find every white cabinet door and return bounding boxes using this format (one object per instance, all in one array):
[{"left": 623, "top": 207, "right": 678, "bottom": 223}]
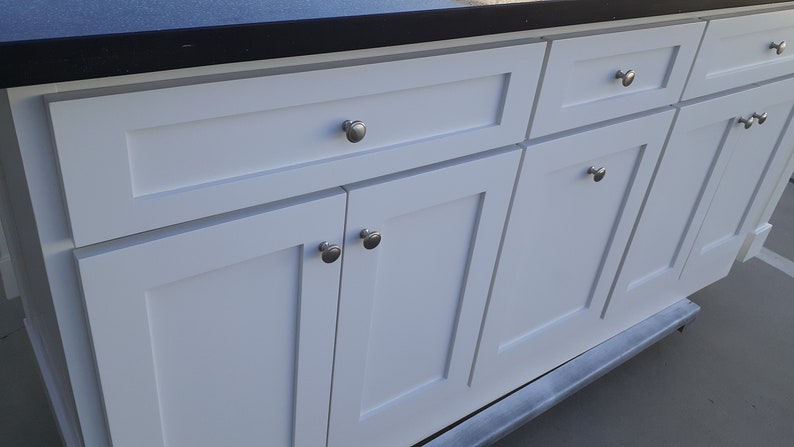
[
  {"left": 680, "top": 82, "right": 794, "bottom": 293},
  {"left": 75, "top": 191, "right": 346, "bottom": 447},
  {"left": 609, "top": 78, "right": 794, "bottom": 321},
  {"left": 472, "top": 111, "right": 673, "bottom": 395},
  {"left": 606, "top": 94, "right": 746, "bottom": 321},
  {"left": 328, "top": 150, "right": 521, "bottom": 447}
]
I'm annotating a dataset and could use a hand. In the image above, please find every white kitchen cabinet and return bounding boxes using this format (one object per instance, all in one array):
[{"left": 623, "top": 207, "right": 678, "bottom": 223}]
[
  {"left": 329, "top": 149, "right": 521, "bottom": 447},
  {"left": 608, "top": 77, "right": 794, "bottom": 322},
  {"left": 3, "top": 5, "right": 794, "bottom": 447},
  {"left": 472, "top": 111, "right": 673, "bottom": 391},
  {"left": 73, "top": 191, "right": 347, "bottom": 447}
]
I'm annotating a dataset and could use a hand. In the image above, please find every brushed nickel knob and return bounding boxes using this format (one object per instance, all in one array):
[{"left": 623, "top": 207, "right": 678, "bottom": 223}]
[
  {"left": 770, "top": 41, "right": 787, "bottom": 55},
  {"left": 752, "top": 112, "right": 768, "bottom": 124},
  {"left": 615, "top": 70, "right": 636, "bottom": 87},
  {"left": 342, "top": 120, "right": 367, "bottom": 143},
  {"left": 588, "top": 166, "right": 606, "bottom": 182},
  {"left": 738, "top": 115, "right": 755, "bottom": 129},
  {"left": 318, "top": 242, "right": 342, "bottom": 263},
  {"left": 359, "top": 229, "right": 382, "bottom": 250}
]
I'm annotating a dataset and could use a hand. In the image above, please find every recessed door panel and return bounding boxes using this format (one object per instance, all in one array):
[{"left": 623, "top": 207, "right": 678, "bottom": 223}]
[
  {"left": 329, "top": 149, "right": 520, "bottom": 447},
  {"left": 76, "top": 191, "right": 346, "bottom": 447}
]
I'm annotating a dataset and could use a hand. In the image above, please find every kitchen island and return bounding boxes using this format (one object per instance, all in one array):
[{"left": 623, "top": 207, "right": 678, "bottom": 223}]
[{"left": 2, "top": 1, "right": 794, "bottom": 446}]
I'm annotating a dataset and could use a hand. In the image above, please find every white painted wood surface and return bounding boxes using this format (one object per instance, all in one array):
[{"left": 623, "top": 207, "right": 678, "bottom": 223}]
[
  {"left": 684, "top": 8, "right": 794, "bottom": 100},
  {"left": 45, "top": 43, "right": 544, "bottom": 247},
  {"left": 530, "top": 21, "right": 704, "bottom": 138},
  {"left": 328, "top": 149, "right": 520, "bottom": 447},
  {"left": 473, "top": 111, "right": 673, "bottom": 394},
  {"left": 2, "top": 6, "right": 794, "bottom": 447},
  {"left": 609, "top": 77, "right": 794, "bottom": 322},
  {"left": 606, "top": 92, "right": 746, "bottom": 322},
  {"left": 680, "top": 77, "right": 794, "bottom": 293},
  {"left": 74, "top": 191, "right": 346, "bottom": 447}
]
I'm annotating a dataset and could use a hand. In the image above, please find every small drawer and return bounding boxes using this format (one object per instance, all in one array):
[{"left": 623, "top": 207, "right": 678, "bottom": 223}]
[
  {"left": 47, "top": 43, "right": 545, "bottom": 246},
  {"left": 530, "top": 21, "right": 704, "bottom": 138},
  {"left": 683, "top": 8, "right": 794, "bottom": 99}
]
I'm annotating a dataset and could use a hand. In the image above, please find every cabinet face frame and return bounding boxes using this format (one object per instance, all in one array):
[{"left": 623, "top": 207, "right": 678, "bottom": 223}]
[
  {"left": 328, "top": 149, "right": 521, "bottom": 447},
  {"left": 74, "top": 191, "right": 346, "bottom": 447},
  {"left": 472, "top": 111, "right": 674, "bottom": 395}
]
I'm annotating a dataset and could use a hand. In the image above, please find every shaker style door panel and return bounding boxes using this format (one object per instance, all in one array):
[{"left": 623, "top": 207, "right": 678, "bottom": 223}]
[
  {"left": 472, "top": 111, "right": 673, "bottom": 395},
  {"left": 606, "top": 94, "right": 748, "bottom": 321},
  {"left": 74, "top": 191, "right": 346, "bottom": 447},
  {"left": 328, "top": 150, "right": 521, "bottom": 447},
  {"left": 680, "top": 80, "right": 794, "bottom": 293},
  {"left": 608, "top": 79, "right": 794, "bottom": 321}
]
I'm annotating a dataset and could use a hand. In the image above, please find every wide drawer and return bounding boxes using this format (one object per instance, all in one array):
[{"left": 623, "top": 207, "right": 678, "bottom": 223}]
[
  {"left": 529, "top": 21, "right": 704, "bottom": 138},
  {"left": 684, "top": 8, "right": 794, "bottom": 99},
  {"left": 47, "top": 43, "right": 544, "bottom": 246}
]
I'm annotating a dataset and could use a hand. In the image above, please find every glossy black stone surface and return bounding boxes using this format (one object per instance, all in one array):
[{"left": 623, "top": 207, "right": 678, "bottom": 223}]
[{"left": 0, "top": 0, "right": 790, "bottom": 88}]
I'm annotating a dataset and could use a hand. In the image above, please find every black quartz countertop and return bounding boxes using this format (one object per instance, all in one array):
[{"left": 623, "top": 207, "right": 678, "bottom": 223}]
[{"left": 1, "top": 0, "right": 790, "bottom": 88}]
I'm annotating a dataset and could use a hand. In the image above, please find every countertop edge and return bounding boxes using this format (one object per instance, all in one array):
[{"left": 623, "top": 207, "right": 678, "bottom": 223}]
[{"left": 1, "top": 0, "right": 792, "bottom": 89}]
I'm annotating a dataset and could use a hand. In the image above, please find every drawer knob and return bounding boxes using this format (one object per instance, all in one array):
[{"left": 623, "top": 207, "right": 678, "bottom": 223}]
[
  {"left": 752, "top": 112, "right": 768, "bottom": 125},
  {"left": 587, "top": 166, "right": 607, "bottom": 182},
  {"left": 342, "top": 120, "right": 367, "bottom": 143},
  {"left": 318, "top": 242, "right": 342, "bottom": 263},
  {"left": 770, "top": 41, "right": 787, "bottom": 55},
  {"left": 615, "top": 70, "right": 636, "bottom": 87},
  {"left": 738, "top": 115, "right": 755, "bottom": 129},
  {"left": 359, "top": 229, "right": 382, "bottom": 250}
]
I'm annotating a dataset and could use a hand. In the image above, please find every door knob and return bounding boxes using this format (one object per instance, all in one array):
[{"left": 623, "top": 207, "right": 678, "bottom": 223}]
[
  {"left": 752, "top": 112, "right": 768, "bottom": 125},
  {"left": 588, "top": 166, "right": 607, "bottom": 182},
  {"left": 342, "top": 120, "right": 367, "bottom": 143},
  {"left": 770, "top": 41, "right": 787, "bottom": 55},
  {"left": 615, "top": 69, "right": 636, "bottom": 87},
  {"left": 359, "top": 229, "right": 382, "bottom": 250},
  {"left": 738, "top": 115, "right": 755, "bottom": 129},
  {"left": 318, "top": 242, "right": 342, "bottom": 263}
]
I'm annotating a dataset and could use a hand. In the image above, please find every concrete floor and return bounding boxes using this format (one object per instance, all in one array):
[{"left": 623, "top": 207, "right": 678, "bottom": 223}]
[{"left": 1, "top": 182, "right": 793, "bottom": 447}]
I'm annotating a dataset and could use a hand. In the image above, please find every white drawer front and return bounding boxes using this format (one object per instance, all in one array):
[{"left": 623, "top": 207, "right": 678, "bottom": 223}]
[
  {"left": 530, "top": 21, "right": 704, "bottom": 138},
  {"left": 47, "top": 43, "right": 545, "bottom": 246},
  {"left": 684, "top": 9, "right": 794, "bottom": 99}
]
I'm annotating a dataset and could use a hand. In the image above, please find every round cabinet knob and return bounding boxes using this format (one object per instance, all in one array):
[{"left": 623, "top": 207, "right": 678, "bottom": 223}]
[
  {"left": 318, "top": 241, "right": 342, "bottom": 263},
  {"left": 359, "top": 229, "right": 382, "bottom": 250},
  {"left": 587, "top": 166, "right": 607, "bottom": 182},
  {"left": 752, "top": 112, "right": 769, "bottom": 125},
  {"left": 342, "top": 120, "right": 367, "bottom": 143},
  {"left": 615, "top": 69, "right": 636, "bottom": 87},
  {"left": 738, "top": 115, "right": 755, "bottom": 129},
  {"left": 770, "top": 41, "right": 787, "bottom": 55}
]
